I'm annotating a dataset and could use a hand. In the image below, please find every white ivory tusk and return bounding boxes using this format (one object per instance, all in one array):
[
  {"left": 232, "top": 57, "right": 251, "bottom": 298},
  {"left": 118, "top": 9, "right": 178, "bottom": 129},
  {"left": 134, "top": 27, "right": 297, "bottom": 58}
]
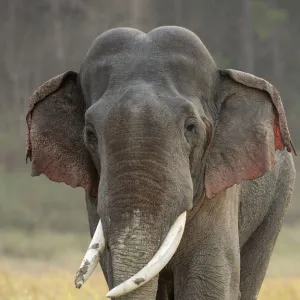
[
  {"left": 74, "top": 219, "right": 105, "bottom": 289},
  {"left": 106, "top": 211, "right": 187, "bottom": 298}
]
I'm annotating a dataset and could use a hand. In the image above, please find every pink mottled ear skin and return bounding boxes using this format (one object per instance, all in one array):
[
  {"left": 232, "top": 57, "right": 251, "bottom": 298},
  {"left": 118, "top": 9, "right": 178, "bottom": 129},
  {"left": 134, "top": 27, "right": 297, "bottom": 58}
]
[
  {"left": 26, "top": 72, "right": 98, "bottom": 197},
  {"left": 205, "top": 70, "right": 296, "bottom": 199}
]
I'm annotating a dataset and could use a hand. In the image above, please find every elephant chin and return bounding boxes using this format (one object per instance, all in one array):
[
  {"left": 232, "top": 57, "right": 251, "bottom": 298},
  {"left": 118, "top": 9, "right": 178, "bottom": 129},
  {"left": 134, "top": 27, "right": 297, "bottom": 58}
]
[{"left": 74, "top": 211, "right": 187, "bottom": 298}]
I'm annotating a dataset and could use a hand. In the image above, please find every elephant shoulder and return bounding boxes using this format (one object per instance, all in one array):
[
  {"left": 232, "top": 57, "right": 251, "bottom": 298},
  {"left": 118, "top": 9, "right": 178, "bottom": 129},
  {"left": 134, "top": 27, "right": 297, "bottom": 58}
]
[{"left": 240, "top": 150, "right": 295, "bottom": 204}]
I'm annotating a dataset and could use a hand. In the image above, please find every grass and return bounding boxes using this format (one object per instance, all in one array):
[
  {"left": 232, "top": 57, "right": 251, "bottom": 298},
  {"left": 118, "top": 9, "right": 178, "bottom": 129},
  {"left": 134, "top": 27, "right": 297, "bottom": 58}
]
[
  {"left": 0, "top": 263, "right": 108, "bottom": 300},
  {"left": 0, "top": 263, "right": 300, "bottom": 300},
  {"left": 0, "top": 230, "right": 89, "bottom": 264},
  {"left": 0, "top": 168, "right": 87, "bottom": 234},
  {"left": 0, "top": 164, "right": 299, "bottom": 298},
  {"left": 0, "top": 224, "right": 299, "bottom": 300},
  {"left": 0, "top": 225, "right": 299, "bottom": 299},
  {"left": 259, "top": 278, "right": 300, "bottom": 299},
  {"left": 0, "top": 225, "right": 299, "bottom": 276}
]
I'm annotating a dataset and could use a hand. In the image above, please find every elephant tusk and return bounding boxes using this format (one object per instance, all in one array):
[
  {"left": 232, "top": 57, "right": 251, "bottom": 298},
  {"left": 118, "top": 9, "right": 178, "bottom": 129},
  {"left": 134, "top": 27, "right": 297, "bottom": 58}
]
[
  {"left": 74, "top": 219, "right": 105, "bottom": 289},
  {"left": 106, "top": 211, "right": 187, "bottom": 298}
]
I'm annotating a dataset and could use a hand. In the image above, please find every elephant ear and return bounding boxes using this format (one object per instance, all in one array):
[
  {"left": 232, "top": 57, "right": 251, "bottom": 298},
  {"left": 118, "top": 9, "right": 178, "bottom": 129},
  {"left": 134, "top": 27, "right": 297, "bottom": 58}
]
[
  {"left": 26, "top": 71, "right": 98, "bottom": 197},
  {"left": 205, "top": 69, "right": 296, "bottom": 199}
]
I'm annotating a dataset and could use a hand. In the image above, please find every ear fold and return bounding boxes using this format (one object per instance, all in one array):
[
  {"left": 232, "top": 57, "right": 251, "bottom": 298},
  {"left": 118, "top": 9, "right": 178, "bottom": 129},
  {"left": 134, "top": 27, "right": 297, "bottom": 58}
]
[
  {"left": 26, "top": 71, "right": 98, "bottom": 197},
  {"left": 205, "top": 69, "right": 296, "bottom": 199}
]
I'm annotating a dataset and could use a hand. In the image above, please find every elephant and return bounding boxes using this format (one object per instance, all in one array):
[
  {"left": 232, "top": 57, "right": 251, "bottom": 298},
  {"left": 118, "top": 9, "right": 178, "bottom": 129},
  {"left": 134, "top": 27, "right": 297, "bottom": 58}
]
[{"left": 26, "top": 26, "right": 296, "bottom": 300}]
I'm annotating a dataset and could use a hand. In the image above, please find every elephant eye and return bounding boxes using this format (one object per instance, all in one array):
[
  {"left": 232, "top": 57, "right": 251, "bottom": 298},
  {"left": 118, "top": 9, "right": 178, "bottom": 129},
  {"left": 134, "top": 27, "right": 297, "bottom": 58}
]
[
  {"left": 186, "top": 124, "right": 196, "bottom": 132},
  {"left": 184, "top": 120, "right": 197, "bottom": 142},
  {"left": 85, "top": 126, "right": 97, "bottom": 146},
  {"left": 185, "top": 120, "right": 197, "bottom": 134}
]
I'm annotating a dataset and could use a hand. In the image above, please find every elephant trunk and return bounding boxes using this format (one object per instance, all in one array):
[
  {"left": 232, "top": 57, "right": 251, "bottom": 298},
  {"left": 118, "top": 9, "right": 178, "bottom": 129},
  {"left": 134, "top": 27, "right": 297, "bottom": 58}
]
[
  {"left": 106, "top": 212, "right": 186, "bottom": 298},
  {"left": 99, "top": 145, "right": 188, "bottom": 296},
  {"left": 75, "top": 138, "right": 192, "bottom": 298},
  {"left": 109, "top": 217, "right": 160, "bottom": 300}
]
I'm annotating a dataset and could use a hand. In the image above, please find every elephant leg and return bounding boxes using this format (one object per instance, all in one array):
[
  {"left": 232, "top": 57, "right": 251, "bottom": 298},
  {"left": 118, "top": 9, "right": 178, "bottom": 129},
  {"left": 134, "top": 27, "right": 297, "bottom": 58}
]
[
  {"left": 171, "top": 188, "right": 241, "bottom": 300},
  {"left": 172, "top": 250, "right": 240, "bottom": 300},
  {"left": 239, "top": 191, "right": 292, "bottom": 300}
]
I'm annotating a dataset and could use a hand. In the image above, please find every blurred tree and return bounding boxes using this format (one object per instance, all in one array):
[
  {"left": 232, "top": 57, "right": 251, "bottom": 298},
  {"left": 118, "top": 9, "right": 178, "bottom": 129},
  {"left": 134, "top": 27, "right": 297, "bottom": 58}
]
[
  {"left": 129, "top": 0, "right": 156, "bottom": 30},
  {"left": 174, "top": 0, "right": 183, "bottom": 24},
  {"left": 239, "top": 0, "right": 255, "bottom": 73},
  {"left": 0, "top": 0, "right": 299, "bottom": 231}
]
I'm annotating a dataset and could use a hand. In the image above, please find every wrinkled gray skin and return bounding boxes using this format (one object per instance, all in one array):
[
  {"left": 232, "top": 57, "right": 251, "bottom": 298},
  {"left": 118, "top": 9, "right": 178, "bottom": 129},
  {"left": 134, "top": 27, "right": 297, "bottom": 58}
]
[{"left": 28, "top": 26, "right": 296, "bottom": 300}]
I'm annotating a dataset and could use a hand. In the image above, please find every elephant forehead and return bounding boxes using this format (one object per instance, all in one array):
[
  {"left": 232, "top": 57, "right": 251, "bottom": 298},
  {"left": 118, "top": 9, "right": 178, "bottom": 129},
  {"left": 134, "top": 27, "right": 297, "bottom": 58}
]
[
  {"left": 80, "top": 27, "right": 217, "bottom": 106},
  {"left": 84, "top": 26, "right": 214, "bottom": 61},
  {"left": 83, "top": 27, "right": 215, "bottom": 79},
  {"left": 148, "top": 26, "right": 216, "bottom": 64}
]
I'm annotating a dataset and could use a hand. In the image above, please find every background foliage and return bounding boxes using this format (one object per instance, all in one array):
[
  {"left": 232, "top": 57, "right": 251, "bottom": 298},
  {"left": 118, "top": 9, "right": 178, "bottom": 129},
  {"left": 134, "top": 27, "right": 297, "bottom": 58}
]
[{"left": 0, "top": 0, "right": 299, "bottom": 230}]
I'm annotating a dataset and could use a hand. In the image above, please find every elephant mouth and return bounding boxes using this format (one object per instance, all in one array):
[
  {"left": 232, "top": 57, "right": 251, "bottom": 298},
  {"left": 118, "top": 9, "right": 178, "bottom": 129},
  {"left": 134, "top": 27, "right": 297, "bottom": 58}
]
[{"left": 74, "top": 211, "right": 187, "bottom": 298}]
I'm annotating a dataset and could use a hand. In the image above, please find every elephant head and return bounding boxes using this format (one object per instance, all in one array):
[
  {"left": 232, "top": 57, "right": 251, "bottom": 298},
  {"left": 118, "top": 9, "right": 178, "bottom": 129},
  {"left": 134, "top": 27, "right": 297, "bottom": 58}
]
[{"left": 26, "top": 26, "right": 295, "bottom": 299}]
